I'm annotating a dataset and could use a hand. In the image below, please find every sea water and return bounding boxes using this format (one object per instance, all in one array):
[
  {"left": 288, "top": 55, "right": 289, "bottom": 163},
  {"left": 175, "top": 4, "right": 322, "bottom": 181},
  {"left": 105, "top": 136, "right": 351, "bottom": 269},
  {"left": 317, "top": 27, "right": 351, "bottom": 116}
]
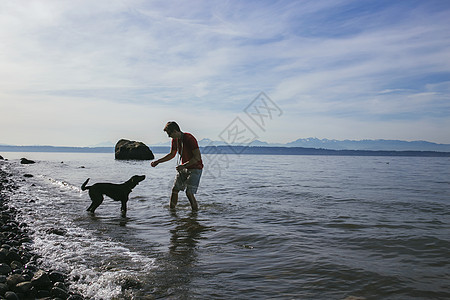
[{"left": 1, "top": 152, "right": 449, "bottom": 299}]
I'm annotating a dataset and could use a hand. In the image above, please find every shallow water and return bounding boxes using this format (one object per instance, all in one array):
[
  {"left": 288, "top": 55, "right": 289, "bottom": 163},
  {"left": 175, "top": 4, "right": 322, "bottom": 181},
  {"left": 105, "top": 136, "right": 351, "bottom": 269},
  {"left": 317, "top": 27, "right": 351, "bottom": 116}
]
[{"left": 1, "top": 152, "right": 449, "bottom": 299}]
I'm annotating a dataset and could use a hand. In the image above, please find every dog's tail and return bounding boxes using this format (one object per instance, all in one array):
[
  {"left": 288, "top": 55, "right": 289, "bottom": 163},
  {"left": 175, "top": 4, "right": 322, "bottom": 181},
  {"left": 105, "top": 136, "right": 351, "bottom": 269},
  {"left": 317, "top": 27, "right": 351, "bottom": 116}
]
[{"left": 81, "top": 178, "right": 90, "bottom": 191}]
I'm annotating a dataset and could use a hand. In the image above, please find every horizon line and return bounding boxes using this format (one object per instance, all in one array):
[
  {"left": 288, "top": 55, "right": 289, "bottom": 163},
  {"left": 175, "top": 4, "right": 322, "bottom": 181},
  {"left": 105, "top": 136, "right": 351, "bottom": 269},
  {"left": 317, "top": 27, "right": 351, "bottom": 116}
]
[{"left": 2, "top": 137, "right": 450, "bottom": 148}]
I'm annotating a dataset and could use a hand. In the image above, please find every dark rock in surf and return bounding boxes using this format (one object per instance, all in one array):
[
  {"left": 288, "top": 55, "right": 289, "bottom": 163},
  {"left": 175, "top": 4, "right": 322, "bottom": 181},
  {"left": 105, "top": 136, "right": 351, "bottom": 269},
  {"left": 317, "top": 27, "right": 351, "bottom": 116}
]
[
  {"left": 31, "top": 270, "right": 52, "bottom": 289},
  {"left": 49, "top": 270, "right": 66, "bottom": 283},
  {"left": 54, "top": 281, "right": 67, "bottom": 290},
  {"left": 0, "top": 155, "right": 4, "bottom": 160},
  {"left": 115, "top": 139, "right": 154, "bottom": 160},
  {"left": 20, "top": 158, "right": 35, "bottom": 165},
  {"left": 45, "top": 228, "right": 67, "bottom": 236},
  {"left": 51, "top": 286, "right": 69, "bottom": 298}
]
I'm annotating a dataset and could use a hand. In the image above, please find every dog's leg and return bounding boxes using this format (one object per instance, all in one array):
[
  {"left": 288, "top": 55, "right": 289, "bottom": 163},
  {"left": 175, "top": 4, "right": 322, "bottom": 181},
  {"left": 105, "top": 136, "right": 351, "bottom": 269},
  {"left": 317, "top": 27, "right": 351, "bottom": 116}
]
[
  {"left": 87, "top": 191, "right": 104, "bottom": 213},
  {"left": 121, "top": 198, "right": 128, "bottom": 217}
]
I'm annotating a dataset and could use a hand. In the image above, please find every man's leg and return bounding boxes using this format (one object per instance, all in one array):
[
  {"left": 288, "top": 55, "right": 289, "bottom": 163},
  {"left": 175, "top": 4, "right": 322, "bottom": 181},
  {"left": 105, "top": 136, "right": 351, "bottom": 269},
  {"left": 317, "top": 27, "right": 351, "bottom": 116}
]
[
  {"left": 170, "top": 188, "right": 179, "bottom": 209},
  {"left": 185, "top": 169, "right": 201, "bottom": 211},
  {"left": 186, "top": 191, "right": 198, "bottom": 211}
]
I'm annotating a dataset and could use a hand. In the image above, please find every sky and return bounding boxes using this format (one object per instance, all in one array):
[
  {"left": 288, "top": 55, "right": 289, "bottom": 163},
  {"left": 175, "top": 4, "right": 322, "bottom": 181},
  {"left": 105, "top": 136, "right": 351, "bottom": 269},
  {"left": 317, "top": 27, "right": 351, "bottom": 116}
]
[{"left": 1, "top": 0, "right": 450, "bottom": 147}]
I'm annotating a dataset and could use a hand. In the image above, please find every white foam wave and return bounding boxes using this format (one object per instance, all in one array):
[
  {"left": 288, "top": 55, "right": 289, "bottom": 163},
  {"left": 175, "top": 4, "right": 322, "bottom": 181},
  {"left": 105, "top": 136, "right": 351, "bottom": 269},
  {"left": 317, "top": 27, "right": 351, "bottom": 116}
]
[
  {"left": 31, "top": 229, "right": 155, "bottom": 299},
  {"left": 7, "top": 166, "right": 156, "bottom": 299},
  {"left": 46, "top": 176, "right": 81, "bottom": 192}
]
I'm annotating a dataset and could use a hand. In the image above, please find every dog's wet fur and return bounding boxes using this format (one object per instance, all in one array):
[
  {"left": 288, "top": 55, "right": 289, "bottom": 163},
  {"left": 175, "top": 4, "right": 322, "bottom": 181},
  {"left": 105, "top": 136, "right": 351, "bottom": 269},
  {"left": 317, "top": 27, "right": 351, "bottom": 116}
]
[{"left": 81, "top": 175, "right": 145, "bottom": 217}]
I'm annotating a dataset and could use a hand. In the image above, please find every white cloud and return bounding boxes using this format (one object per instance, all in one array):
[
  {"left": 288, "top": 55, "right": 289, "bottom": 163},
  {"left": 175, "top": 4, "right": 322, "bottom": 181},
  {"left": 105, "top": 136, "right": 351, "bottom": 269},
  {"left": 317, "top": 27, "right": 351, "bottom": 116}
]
[
  {"left": 0, "top": 0, "right": 449, "bottom": 145},
  {"left": 271, "top": 22, "right": 450, "bottom": 119}
]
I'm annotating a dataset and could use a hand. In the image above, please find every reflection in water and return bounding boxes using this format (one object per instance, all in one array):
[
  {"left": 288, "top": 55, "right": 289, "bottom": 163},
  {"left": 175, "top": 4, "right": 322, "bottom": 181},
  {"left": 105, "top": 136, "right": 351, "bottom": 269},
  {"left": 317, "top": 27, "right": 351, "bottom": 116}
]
[
  {"left": 86, "top": 211, "right": 130, "bottom": 227},
  {"left": 169, "top": 210, "right": 209, "bottom": 257},
  {"left": 119, "top": 216, "right": 129, "bottom": 227},
  {"left": 160, "top": 211, "right": 211, "bottom": 297},
  {"left": 85, "top": 211, "right": 212, "bottom": 298}
]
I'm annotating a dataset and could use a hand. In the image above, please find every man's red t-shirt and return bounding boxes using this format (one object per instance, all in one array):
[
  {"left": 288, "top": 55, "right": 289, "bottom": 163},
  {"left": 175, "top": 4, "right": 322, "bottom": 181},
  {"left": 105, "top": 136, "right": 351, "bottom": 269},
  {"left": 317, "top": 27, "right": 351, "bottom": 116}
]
[{"left": 171, "top": 132, "right": 203, "bottom": 169}]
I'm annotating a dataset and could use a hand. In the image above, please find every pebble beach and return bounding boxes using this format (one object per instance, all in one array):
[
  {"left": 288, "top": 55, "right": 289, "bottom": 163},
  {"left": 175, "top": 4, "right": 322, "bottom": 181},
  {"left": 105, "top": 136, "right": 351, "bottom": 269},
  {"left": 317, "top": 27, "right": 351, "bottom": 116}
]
[{"left": 0, "top": 157, "right": 85, "bottom": 300}]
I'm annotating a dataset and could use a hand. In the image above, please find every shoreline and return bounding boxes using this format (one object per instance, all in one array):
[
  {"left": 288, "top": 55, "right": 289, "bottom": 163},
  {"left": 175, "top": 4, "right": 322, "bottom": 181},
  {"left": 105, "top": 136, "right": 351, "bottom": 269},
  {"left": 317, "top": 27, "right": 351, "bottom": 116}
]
[
  {"left": 0, "top": 160, "right": 85, "bottom": 299},
  {"left": 2, "top": 145, "right": 450, "bottom": 157}
]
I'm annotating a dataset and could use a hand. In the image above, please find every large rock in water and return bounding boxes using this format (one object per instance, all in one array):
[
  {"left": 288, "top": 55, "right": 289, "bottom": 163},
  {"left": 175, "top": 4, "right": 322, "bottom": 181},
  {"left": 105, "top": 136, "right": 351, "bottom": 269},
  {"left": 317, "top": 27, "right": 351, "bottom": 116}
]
[{"left": 115, "top": 139, "right": 154, "bottom": 160}]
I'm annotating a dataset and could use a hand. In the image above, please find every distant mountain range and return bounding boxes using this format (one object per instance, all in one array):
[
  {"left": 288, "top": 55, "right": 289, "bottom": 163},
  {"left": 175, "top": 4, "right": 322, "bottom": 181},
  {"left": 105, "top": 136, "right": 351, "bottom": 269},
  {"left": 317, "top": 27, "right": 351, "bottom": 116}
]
[
  {"left": 285, "top": 138, "right": 450, "bottom": 152},
  {"left": 1, "top": 138, "right": 450, "bottom": 152},
  {"left": 192, "top": 138, "right": 450, "bottom": 152}
]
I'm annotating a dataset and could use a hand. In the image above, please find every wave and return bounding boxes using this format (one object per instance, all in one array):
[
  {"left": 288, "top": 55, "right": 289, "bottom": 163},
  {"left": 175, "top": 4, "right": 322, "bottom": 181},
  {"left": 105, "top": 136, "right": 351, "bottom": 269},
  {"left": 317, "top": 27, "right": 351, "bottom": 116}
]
[{"left": 6, "top": 164, "right": 156, "bottom": 299}]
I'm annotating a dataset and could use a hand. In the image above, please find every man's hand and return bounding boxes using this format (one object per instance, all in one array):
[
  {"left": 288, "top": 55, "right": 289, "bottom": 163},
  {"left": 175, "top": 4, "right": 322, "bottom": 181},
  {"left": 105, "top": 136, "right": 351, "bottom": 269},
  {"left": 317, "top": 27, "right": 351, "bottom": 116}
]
[{"left": 151, "top": 161, "right": 159, "bottom": 167}]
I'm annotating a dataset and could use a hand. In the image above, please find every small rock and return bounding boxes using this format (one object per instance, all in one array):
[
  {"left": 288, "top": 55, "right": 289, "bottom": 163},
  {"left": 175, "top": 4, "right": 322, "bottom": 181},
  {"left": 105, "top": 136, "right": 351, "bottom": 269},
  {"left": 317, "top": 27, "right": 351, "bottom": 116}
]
[
  {"left": 36, "top": 289, "right": 52, "bottom": 298},
  {"left": 23, "top": 174, "right": 33, "bottom": 178},
  {"left": 0, "top": 155, "right": 4, "bottom": 160},
  {"left": 15, "top": 280, "right": 32, "bottom": 293},
  {"left": 0, "top": 252, "right": 6, "bottom": 263},
  {"left": 6, "top": 250, "right": 21, "bottom": 263},
  {"left": 49, "top": 270, "right": 66, "bottom": 283},
  {"left": 0, "top": 282, "right": 8, "bottom": 294},
  {"left": 20, "top": 158, "right": 35, "bottom": 164},
  {"left": 10, "top": 260, "right": 23, "bottom": 270},
  {"left": 31, "top": 270, "right": 52, "bottom": 288},
  {"left": 21, "top": 271, "right": 32, "bottom": 281},
  {"left": 24, "top": 263, "right": 38, "bottom": 272},
  {"left": 51, "top": 286, "right": 69, "bottom": 299},
  {"left": 46, "top": 228, "right": 67, "bottom": 236},
  {"left": 0, "top": 263, "right": 12, "bottom": 275},
  {"left": 54, "top": 281, "right": 67, "bottom": 291},
  {"left": 6, "top": 273, "right": 25, "bottom": 287},
  {"left": 1, "top": 224, "right": 12, "bottom": 231},
  {"left": 4, "top": 291, "right": 19, "bottom": 300}
]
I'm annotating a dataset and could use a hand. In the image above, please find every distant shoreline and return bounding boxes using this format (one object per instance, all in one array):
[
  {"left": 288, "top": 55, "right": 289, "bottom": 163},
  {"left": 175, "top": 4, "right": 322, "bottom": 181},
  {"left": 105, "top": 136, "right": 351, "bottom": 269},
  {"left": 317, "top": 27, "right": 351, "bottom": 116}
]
[{"left": 1, "top": 145, "right": 450, "bottom": 157}]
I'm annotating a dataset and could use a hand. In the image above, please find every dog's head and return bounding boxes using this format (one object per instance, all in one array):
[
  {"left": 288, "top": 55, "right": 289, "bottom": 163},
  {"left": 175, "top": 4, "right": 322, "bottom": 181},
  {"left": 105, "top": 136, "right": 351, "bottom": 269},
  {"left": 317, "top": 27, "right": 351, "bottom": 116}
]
[{"left": 128, "top": 175, "right": 146, "bottom": 189}]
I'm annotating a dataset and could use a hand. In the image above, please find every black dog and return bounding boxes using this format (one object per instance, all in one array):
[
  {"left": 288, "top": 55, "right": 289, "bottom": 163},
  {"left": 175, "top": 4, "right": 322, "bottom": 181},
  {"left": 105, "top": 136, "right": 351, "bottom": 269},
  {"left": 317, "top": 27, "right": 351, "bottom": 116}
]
[{"left": 81, "top": 175, "right": 145, "bottom": 217}]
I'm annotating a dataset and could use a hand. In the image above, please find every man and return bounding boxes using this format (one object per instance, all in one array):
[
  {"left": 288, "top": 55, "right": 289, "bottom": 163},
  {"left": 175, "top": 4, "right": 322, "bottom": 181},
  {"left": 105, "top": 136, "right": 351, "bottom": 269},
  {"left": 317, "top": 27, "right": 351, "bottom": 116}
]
[{"left": 151, "top": 121, "right": 203, "bottom": 211}]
